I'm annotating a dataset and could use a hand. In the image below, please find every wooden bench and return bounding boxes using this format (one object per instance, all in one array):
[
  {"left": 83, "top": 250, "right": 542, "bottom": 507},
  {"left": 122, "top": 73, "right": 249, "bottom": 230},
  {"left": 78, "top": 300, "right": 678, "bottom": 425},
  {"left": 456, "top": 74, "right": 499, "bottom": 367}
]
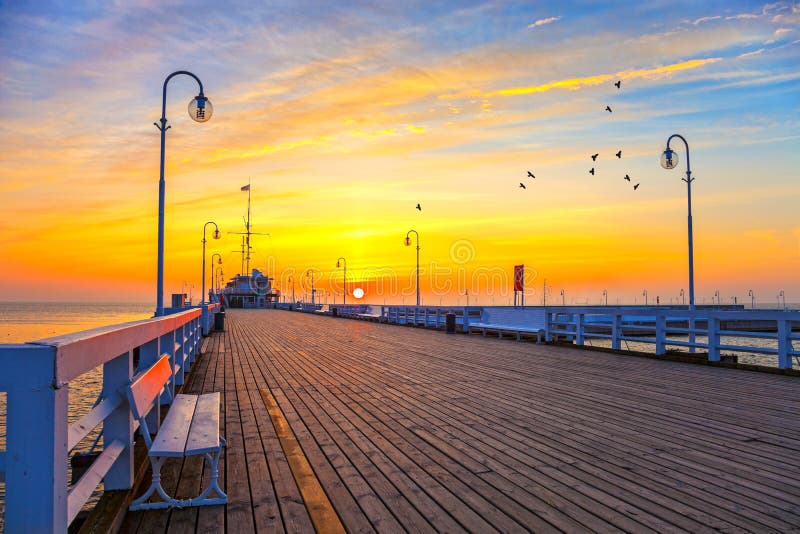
[
  {"left": 126, "top": 355, "right": 227, "bottom": 510},
  {"left": 468, "top": 308, "right": 546, "bottom": 343}
]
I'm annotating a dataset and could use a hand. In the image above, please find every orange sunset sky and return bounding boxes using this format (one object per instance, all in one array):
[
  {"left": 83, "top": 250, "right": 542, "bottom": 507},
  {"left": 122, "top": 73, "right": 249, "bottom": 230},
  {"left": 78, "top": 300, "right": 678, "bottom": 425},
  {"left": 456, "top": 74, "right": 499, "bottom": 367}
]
[{"left": 1, "top": 1, "right": 798, "bottom": 306}]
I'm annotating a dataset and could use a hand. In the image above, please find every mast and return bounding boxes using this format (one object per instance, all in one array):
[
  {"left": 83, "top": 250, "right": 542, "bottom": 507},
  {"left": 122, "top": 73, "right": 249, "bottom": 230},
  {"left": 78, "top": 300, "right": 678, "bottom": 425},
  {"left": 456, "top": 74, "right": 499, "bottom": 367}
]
[{"left": 245, "top": 179, "right": 251, "bottom": 275}]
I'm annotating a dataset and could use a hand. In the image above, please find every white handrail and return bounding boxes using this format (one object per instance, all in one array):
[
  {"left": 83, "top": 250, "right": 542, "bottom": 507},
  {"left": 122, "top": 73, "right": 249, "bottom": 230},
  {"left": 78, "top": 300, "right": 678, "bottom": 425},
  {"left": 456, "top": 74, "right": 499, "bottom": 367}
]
[{"left": 0, "top": 306, "right": 208, "bottom": 532}]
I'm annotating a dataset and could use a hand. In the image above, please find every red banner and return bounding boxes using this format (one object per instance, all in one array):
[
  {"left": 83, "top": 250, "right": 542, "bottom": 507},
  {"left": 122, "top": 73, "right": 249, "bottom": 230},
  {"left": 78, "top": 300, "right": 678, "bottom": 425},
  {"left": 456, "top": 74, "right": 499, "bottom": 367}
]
[{"left": 513, "top": 265, "right": 524, "bottom": 292}]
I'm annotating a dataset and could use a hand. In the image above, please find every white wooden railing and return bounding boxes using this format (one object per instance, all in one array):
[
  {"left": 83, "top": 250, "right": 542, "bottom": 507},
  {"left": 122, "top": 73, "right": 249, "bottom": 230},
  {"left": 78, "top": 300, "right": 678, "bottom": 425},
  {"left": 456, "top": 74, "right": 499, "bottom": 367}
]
[
  {"left": 544, "top": 306, "right": 800, "bottom": 368},
  {"left": 323, "top": 304, "right": 799, "bottom": 369},
  {"left": 0, "top": 306, "right": 211, "bottom": 532}
]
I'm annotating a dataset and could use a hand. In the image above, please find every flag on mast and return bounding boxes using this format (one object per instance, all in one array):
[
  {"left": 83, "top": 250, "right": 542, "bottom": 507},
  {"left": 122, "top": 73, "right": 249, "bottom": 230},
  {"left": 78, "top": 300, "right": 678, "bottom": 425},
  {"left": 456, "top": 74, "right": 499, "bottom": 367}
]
[{"left": 241, "top": 184, "right": 250, "bottom": 191}]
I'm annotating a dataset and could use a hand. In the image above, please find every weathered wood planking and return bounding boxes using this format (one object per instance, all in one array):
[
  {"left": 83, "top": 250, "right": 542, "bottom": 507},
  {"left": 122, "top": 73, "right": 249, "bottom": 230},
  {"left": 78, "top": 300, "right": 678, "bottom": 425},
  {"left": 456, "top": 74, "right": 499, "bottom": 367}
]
[{"left": 125, "top": 309, "right": 800, "bottom": 533}]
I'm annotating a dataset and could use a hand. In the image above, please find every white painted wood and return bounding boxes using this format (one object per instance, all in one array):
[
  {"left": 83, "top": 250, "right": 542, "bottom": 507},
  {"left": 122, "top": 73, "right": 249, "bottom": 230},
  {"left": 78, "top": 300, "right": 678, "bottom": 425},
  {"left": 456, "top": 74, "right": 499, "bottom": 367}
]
[
  {"left": 159, "top": 331, "right": 176, "bottom": 402},
  {"left": 128, "top": 355, "right": 171, "bottom": 420},
  {"left": 778, "top": 319, "right": 791, "bottom": 368},
  {"left": 102, "top": 350, "right": 134, "bottom": 490},
  {"left": 185, "top": 392, "right": 221, "bottom": 455},
  {"left": 67, "top": 439, "right": 125, "bottom": 523},
  {"left": 68, "top": 389, "right": 124, "bottom": 450},
  {"left": 149, "top": 394, "right": 196, "bottom": 457},
  {"left": 29, "top": 308, "right": 201, "bottom": 385},
  {"left": 4, "top": 344, "right": 68, "bottom": 533}
]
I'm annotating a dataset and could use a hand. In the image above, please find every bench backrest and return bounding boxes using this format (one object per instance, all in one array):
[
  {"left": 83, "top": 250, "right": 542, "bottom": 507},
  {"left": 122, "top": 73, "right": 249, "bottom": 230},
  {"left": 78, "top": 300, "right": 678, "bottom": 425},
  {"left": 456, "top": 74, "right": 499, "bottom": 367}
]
[{"left": 127, "top": 355, "right": 171, "bottom": 421}]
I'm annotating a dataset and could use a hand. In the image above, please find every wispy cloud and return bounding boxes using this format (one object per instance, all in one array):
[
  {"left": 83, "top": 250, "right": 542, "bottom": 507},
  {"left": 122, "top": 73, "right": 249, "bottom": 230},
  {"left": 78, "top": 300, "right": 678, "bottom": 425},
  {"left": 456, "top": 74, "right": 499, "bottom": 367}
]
[
  {"left": 692, "top": 15, "right": 722, "bottom": 25},
  {"left": 528, "top": 16, "right": 560, "bottom": 29},
  {"left": 446, "top": 57, "right": 723, "bottom": 99},
  {"left": 738, "top": 48, "right": 766, "bottom": 58}
]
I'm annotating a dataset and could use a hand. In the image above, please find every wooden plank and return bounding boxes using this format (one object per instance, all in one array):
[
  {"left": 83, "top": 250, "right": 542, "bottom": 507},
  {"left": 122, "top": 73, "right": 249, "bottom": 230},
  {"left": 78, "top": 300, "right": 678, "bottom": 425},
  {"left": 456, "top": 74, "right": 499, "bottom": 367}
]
[
  {"left": 149, "top": 394, "right": 196, "bottom": 457},
  {"left": 185, "top": 392, "right": 220, "bottom": 455},
  {"left": 127, "top": 355, "right": 170, "bottom": 420},
  {"left": 124, "top": 309, "right": 800, "bottom": 533},
  {"left": 261, "top": 388, "right": 346, "bottom": 534}
]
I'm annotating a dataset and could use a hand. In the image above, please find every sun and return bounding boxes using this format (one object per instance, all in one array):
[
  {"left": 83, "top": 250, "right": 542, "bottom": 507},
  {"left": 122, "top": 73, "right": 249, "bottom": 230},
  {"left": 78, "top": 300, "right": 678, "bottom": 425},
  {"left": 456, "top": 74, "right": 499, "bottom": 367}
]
[{"left": 352, "top": 287, "right": 365, "bottom": 299}]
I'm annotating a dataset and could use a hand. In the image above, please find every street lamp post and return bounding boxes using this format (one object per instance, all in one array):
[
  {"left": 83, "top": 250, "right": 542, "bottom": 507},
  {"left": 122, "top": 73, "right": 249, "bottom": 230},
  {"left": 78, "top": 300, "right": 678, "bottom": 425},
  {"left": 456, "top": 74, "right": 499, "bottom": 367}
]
[
  {"left": 210, "top": 253, "right": 222, "bottom": 298},
  {"left": 643, "top": 289, "right": 648, "bottom": 307},
  {"left": 748, "top": 289, "right": 755, "bottom": 309},
  {"left": 405, "top": 230, "right": 420, "bottom": 306},
  {"left": 680, "top": 288, "right": 685, "bottom": 306},
  {"left": 603, "top": 289, "right": 608, "bottom": 306},
  {"left": 154, "top": 71, "right": 213, "bottom": 316},
  {"left": 560, "top": 288, "right": 565, "bottom": 306},
  {"left": 201, "top": 222, "right": 220, "bottom": 305},
  {"left": 661, "top": 134, "right": 695, "bottom": 311},
  {"left": 336, "top": 257, "right": 347, "bottom": 305}
]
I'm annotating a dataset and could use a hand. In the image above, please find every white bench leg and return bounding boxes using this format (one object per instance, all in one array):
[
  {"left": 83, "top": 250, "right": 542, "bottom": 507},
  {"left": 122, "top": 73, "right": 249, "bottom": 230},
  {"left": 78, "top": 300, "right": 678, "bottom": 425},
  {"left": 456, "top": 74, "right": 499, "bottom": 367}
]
[
  {"left": 190, "top": 441, "right": 228, "bottom": 506},
  {"left": 130, "top": 439, "right": 228, "bottom": 510},
  {"left": 130, "top": 456, "right": 176, "bottom": 510}
]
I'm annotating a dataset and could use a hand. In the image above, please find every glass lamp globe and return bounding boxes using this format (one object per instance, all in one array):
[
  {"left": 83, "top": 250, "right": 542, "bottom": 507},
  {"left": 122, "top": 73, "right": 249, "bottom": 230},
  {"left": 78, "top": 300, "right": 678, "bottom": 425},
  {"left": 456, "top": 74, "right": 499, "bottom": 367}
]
[
  {"left": 660, "top": 148, "right": 678, "bottom": 170},
  {"left": 188, "top": 96, "right": 213, "bottom": 123},
  {"left": 213, "top": 228, "right": 221, "bottom": 239},
  {"left": 404, "top": 236, "right": 411, "bottom": 246},
  {"left": 336, "top": 260, "right": 341, "bottom": 268}
]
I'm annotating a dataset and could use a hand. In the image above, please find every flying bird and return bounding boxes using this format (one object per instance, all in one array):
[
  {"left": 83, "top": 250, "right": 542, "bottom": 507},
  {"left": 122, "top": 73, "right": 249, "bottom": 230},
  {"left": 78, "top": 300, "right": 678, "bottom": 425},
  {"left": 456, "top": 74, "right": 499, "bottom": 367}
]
[
  {"left": 614, "top": 80, "right": 621, "bottom": 89},
  {"left": 633, "top": 183, "right": 640, "bottom": 190},
  {"left": 519, "top": 182, "right": 526, "bottom": 189},
  {"left": 589, "top": 168, "right": 595, "bottom": 176},
  {"left": 415, "top": 203, "right": 421, "bottom": 211},
  {"left": 605, "top": 106, "right": 613, "bottom": 113},
  {"left": 591, "top": 153, "right": 599, "bottom": 161},
  {"left": 616, "top": 150, "right": 622, "bottom": 158},
  {"left": 527, "top": 171, "right": 535, "bottom": 179},
  {"left": 624, "top": 174, "right": 631, "bottom": 182}
]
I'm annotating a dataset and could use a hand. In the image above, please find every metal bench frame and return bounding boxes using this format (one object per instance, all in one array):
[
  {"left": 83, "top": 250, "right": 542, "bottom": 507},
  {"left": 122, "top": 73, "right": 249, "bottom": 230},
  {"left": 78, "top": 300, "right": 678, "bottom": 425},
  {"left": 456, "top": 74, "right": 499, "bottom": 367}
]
[{"left": 127, "top": 355, "right": 227, "bottom": 510}]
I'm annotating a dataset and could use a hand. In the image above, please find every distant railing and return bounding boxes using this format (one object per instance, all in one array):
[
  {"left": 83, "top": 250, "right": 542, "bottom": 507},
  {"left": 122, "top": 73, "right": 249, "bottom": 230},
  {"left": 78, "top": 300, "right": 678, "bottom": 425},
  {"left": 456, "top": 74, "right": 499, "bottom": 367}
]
[
  {"left": 322, "top": 304, "right": 799, "bottom": 369},
  {"left": 0, "top": 307, "right": 207, "bottom": 532},
  {"left": 544, "top": 306, "right": 800, "bottom": 368}
]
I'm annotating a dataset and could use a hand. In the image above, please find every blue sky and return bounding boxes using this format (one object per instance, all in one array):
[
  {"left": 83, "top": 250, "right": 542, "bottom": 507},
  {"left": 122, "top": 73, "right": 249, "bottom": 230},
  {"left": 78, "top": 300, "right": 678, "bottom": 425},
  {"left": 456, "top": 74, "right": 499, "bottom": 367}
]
[{"left": 0, "top": 0, "right": 798, "bottom": 303}]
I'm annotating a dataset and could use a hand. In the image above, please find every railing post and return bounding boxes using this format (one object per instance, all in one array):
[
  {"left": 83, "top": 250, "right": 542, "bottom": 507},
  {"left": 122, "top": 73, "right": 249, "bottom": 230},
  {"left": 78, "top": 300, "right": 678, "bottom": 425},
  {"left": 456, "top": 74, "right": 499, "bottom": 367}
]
[
  {"left": 612, "top": 314, "right": 621, "bottom": 350},
  {"left": 139, "top": 338, "right": 161, "bottom": 428},
  {"left": 708, "top": 316, "right": 720, "bottom": 361},
  {"left": 159, "top": 330, "right": 177, "bottom": 399},
  {"left": 655, "top": 315, "right": 666, "bottom": 355},
  {"left": 777, "top": 319, "right": 791, "bottom": 369},
  {"left": 187, "top": 321, "right": 196, "bottom": 365},
  {"left": 4, "top": 345, "right": 68, "bottom": 532},
  {"left": 575, "top": 314, "right": 584, "bottom": 345},
  {"left": 544, "top": 310, "right": 552, "bottom": 342},
  {"left": 102, "top": 350, "right": 134, "bottom": 490}
]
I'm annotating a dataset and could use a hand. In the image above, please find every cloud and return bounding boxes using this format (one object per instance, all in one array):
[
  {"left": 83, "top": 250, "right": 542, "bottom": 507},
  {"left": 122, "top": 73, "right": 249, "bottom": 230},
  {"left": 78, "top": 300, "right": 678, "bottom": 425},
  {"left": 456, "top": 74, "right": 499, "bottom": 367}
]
[
  {"left": 725, "top": 13, "right": 760, "bottom": 20},
  {"left": 450, "top": 57, "right": 723, "bottom": 99},
  {"left": 738, "top": 48, "right": 766, "bottom": 58},
  {"left": 528, "top": 16, "right": 561, "bottom": 29},
  {"left": 692, "top": 16, "right": 722, "bottom": 25}
]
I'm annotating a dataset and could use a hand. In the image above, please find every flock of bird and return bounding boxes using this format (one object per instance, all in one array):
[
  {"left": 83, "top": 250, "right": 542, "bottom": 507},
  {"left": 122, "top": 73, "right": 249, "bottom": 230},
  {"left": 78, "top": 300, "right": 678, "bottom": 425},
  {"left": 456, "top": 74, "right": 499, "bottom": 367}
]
[
  {"left": 519, "top": 79, "right": 640, "bottom": 194},
  {"left": 416, "top": 79, "right": 638, "bottom": 212}
]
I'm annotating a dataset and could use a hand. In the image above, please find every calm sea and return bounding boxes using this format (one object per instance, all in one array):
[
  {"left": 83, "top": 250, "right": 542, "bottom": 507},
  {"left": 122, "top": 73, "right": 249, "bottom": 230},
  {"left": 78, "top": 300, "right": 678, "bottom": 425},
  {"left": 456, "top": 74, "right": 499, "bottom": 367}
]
[{"left": 0, "top": 301, "right": 153, "bottom": 522}]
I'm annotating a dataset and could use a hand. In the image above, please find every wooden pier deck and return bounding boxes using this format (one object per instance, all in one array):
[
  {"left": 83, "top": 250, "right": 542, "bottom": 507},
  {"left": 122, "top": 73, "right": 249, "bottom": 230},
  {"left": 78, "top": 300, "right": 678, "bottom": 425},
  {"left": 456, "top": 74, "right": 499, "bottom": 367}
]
[{"left": 121, "top": 309, "right": 800, "bottom": 533}]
